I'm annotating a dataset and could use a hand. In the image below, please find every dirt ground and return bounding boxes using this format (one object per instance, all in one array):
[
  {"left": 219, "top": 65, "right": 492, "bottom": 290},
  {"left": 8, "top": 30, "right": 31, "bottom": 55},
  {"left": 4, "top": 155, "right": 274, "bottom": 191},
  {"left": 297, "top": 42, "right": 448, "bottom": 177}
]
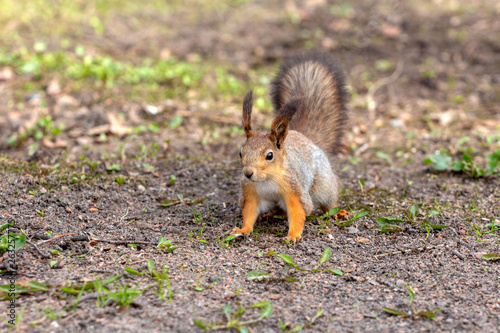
[{"left": 0, "top": 0, "right": 499, "bottom": 332}]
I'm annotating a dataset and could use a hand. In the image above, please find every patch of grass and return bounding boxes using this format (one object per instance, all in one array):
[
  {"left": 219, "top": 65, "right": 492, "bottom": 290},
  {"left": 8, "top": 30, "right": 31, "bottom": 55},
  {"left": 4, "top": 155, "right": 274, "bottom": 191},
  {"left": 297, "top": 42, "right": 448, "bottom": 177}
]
[
  {"left": 0, "top": 44, "right": 271, "bottom": 107},
  {"left": 0, "top": 220, "right": 26, "bottom": 254},
  {"left": 424, "top": 150, "right": 500, "bottom": 178},
  {"left": 0, "top": 281, "right": 48, "bottom": 301},
  {"left": 383, "top": 284, "right": 442, "bottom": 320},
  {"left": 279, "top": 309, "right": 324, "bottom": 331},
  {"left": 374, "top": 205, "right": 448, "bottom": 233},
  {"left": 195, "top": 300, "right": 273, "bottom": 331},
  {"left": 374, "top": 217, "right": 405, "bottom": 233},
  {"left": 482, "top": 253, "right": 500, "bottom": 261},
  {"left": 124, "top": 259, "right": 173, "bottom": 302},
  {"left": 375, "top": 151, "right": 393, "bottom": 165},
  {"left": 336, "top": 210, "right": 368, "bottom": 228},
  {"left": 114, "top": 176, "right": 125, "bottom": 185},
  {"left": 6, "top": 115, "right": 65, "bottom": 149},
  {"left": 219, "top": 234, "right": 236, "bottom": 247},
  {"left": 60, "top": 274, "right": 122, "bottom": 295},
  {"left": 465, "top": 216, "right": 499, "bottom": 242},
  {"left": 279, "top": 247, "right": 343, "bottom": 276},
  {"left": 37, "top": 305, "right": 66, "bottom": 320},
  {"left": 0, "top": 306, "right": 25, "bottom": 329},
  {"left": 95, "top": 277, "right": 145, "bottom": 308},
  {"left": 193, "top": 271, "right": 219, "bottom": 292},
  {"left": 157, "top": 237, "right": 177, "bottom": 252}
]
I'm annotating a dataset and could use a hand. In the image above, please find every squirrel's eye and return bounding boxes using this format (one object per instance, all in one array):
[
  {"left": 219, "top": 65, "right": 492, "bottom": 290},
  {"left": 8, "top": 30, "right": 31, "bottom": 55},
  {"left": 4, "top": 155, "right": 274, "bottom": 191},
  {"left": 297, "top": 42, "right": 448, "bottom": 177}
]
[
  {"left": 239, "top": 151, "right": 242, "bottom": 158},
  {"left": 266, "top": 152, "right": 273, "bottom": 160}
]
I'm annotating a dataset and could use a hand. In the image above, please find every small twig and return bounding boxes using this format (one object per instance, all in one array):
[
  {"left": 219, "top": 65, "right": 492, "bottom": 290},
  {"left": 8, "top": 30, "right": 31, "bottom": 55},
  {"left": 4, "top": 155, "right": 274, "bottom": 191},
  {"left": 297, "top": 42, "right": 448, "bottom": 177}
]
[
  {"left": 452, "top": 250, "right": 466, "bottom": 260},
  {"left": 36, "top": 233, "right": 77, "bottom": 246},
  {"left": 34, "top": 233, "right": 155, "bottom": 245},
  {"left": 382, "top": 281, "right": 398, "bottom": 289},
  {"left": 29, "top": 315, "right": 47, "bottom": 326},
  {"left": 375, "top": 244, "right": 444, "bottom": 259},
  {"left": 72, "top": 235, "right": 90, "bottom": 241},
  {"left": 26, "top": 240, "right": 50, "bottom": 258},
  {"left": 75, "top": 292, "right": 99, "bottom": 305},
  {"left": 33, "top": 234, "right": 52, "bottom": 240},
  {"left": 59, "top": 311, "right": 79, "bottom": 323},
  {"left": 93, "top": 239, "right": 156, "bottom": 245},
  {"left": 119, "top": 208, "right": 129, "bottom": 223}
]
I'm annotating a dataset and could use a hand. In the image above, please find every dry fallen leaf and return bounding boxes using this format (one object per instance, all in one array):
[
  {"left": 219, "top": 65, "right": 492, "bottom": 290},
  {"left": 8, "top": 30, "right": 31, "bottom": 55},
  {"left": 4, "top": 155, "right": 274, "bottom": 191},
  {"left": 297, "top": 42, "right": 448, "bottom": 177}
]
[
  {"left": 66, "top": 206, "right": 72, "bottom": 213},
  {"left": 357, "top": 237, "right": 370, "bottom": 243},
  {"left": 42, "top": 138, "right": 68, "bottom": 149},
  {"left": 381, "top": 23, "right": 402, "bottom": 38},
  {"left": 335, "top": 210, "right": 349, "bottom": 220},
  {"left": 46, "top": 78, "right": 61, "bottom": 96},
  {"left": 0, "top": 67, "right": 14, "bottom": 81},
  {"left": 89, "top": 208, "right": 99, "bottom": 212}
]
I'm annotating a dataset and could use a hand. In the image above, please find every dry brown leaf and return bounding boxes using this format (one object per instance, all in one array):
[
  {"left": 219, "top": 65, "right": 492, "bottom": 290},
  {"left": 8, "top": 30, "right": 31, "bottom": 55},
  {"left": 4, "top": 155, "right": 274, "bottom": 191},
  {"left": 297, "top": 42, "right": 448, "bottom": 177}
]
[
  {"left": 89, "top": 207, "right": 99, "bottom": 212},
  {"left": 108, "top": 112, "right": 129, "bottom": 136},
  {"left": 381, "top": 24, "right": 402, "bottom": 38},
  {"left": 334, "top": 210, "right": 349, "bottom": 220},
  {"left": 42, "top": 138, "right": 68, "bottom": 149},
  {"left": 0, "top": 67, "right": 14, "bottom": 81},
  {"left": 46, "top": 79, "right": 61, "bottom": 96}
]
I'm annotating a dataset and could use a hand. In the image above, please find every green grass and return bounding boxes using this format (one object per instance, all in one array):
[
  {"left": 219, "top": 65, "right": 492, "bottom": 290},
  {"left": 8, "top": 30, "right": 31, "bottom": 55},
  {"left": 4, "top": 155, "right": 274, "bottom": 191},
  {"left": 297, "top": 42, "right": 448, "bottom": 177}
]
[
  {"left": 0, "top": 0, "right": 234, "bottom": 48},
  {"left": 0, "top": 0, "right": 275, "bottom": 111},
  {"left": 0, "top": 46, "right": 270, "bottom": 102}
]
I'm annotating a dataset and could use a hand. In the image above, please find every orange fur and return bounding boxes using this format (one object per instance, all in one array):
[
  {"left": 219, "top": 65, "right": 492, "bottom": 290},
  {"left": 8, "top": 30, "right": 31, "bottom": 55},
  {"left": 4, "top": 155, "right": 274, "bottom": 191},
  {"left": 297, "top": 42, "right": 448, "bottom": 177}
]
[
  {"left": 231, "top": 183, "right": 259, "bottom": 235},
  {"left": 234, "top": 163, "right": 307, "bottom": 243},
  {"left": 271, "top": 169, "right": 306, "bottom": 243},
  {"left": 282, "top": 191, "right": 306, "bottom": 243}
]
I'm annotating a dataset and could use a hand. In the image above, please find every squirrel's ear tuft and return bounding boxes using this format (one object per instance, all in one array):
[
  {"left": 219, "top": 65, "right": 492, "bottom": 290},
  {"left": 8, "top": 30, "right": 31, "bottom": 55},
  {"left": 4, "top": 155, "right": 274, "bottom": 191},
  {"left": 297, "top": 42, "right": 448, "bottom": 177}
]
[
  {"left": 242, "top": 90, "right": 254, "bottom": 139},
  {"left": 270, "top": 98, "right": 302, "bottom": 149}
]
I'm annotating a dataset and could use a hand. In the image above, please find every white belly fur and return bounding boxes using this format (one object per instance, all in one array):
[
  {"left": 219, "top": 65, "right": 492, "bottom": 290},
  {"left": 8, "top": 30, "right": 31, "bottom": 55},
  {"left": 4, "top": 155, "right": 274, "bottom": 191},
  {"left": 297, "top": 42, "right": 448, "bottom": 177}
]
[{"left": 255, "top": 181, "right": 286, "bottom": 213}]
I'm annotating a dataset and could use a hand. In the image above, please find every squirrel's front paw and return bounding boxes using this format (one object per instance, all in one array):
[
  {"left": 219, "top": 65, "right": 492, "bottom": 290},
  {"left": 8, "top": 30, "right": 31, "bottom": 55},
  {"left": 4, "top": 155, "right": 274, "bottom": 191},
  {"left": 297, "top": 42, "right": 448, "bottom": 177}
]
[
  {"left": 231, "top": 227, "right": 252, "bottom": 236},
  {"left": 284, "top": 235, "right": 301, "bottom": 244}
]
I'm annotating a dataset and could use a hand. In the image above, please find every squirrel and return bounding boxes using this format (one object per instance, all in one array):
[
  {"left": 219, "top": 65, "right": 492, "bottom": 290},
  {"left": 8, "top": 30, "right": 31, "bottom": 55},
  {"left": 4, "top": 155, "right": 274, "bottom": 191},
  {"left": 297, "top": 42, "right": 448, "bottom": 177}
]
[{"left": 231, "top": 51, "right": 348, "bottom": 243}]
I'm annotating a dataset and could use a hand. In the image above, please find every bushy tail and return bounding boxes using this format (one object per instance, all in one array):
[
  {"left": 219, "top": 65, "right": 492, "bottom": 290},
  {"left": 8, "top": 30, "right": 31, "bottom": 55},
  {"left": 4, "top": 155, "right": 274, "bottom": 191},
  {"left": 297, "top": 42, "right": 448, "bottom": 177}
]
[{"left": 270, "top": 51, "right": 348, "bottom": 156}]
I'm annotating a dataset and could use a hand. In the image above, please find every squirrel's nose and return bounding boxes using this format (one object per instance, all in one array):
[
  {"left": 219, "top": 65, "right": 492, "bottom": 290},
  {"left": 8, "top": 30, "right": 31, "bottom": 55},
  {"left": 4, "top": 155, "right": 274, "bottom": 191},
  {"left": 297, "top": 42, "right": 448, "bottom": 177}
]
[{"left": 244, "top": 170, "right": 253, "bottom": 179}]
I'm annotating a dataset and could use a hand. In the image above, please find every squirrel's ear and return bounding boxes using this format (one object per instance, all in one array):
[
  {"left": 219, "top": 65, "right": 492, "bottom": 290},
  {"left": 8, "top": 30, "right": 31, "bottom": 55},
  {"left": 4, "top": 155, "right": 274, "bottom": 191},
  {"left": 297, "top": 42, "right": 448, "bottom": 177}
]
[
  {"left": 242, "top": 90, "right": 254, "bottom": 139},
  {"left": 269, "top": 98, "right": 302, "bottom": 149}
]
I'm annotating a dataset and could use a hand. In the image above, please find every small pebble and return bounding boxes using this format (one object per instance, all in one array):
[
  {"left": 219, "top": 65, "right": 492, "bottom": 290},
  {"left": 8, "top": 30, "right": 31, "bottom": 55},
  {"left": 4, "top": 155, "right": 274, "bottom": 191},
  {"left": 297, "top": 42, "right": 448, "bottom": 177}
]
[
  {"left": 347, "top": 226, "right": 359, "bottom": 234},
  {"left": 395, "top": 279, "right": 406, "bottom": 288}
]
